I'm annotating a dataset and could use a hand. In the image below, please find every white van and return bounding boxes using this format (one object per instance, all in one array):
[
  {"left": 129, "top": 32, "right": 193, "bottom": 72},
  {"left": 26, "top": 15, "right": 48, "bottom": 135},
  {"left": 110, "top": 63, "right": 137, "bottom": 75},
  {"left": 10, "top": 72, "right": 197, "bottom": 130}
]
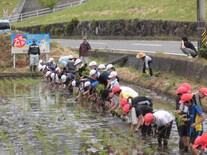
[{"left": 0, "top": 19, "right": 11, "bottom": 33}]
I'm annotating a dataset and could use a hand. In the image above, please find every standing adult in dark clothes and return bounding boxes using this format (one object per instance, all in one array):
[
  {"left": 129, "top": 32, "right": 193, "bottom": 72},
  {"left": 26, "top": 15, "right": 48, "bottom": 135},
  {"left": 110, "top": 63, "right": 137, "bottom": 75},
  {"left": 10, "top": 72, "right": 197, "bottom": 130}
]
[
  {"left": 79, "top": 36, "right": 91, "bottom": 68},
  {"left": 136, "top": 52, "right": 153, "bottom": 76},
  {"left": 28, "top": 39, "right": 40, "bottom": 72},
  {"left": 180, "top": 36, "right": 197, "bottom": 58}
]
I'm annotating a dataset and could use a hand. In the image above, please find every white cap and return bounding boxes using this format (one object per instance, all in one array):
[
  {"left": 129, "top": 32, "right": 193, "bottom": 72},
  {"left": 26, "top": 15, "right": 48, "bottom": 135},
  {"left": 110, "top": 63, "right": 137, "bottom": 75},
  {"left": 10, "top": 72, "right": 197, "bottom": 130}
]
[
  {"left": 45, "top": 71, "right": 51, "bottom": 78},
  {"left": 98, "top": 64, "right": 105, "bottom": 69},
  {"left": 55, "top": 67, "right": 60, "bottom": 72},
  {"left": 48, "top": 58, "right": 54, "bottom": 63},
  {"left": 74, "top": 59, "right": 82, "bottom": 66},
  {"left": 72, "top": 80, "right": 76, "bottom": 87},
  {"left": 89, "top": 61, "right": 97, "bottom": 67},
  {"left": 106, "top": 64, "right": 113, "bottom": 70},
  {"left": 61, "top": 75, "right": 67, "bottom": 83},
  {"left": 89, "top": 69, "right": 96, "bottom": 77},
  {"left": 108, "top": 71, "right": 117, "bottom": 78},
  {"left": 84, "top": 81, "right": 91, "bottom": 87},
  {"left": 39, "top": 60, "right": 43, "bottom": 64},
  {"left": 68, "top": 55, "right": 73, "bottom": 59}
]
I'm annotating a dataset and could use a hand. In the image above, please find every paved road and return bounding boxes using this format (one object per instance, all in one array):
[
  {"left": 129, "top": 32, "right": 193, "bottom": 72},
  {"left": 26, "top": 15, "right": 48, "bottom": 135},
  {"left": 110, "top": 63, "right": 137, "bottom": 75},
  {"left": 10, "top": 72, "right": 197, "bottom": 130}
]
[{"left": 53, "top": 39, "right": 197, "bottom": 56}]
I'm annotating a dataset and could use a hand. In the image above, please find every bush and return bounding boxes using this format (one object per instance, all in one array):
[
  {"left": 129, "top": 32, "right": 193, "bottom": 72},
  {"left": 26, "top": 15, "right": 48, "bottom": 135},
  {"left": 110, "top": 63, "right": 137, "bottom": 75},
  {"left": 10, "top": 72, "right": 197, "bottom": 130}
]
[
  {"left": 199, "top": 44, "right": 207, "bottom": 59},
  {"left": 65, "top": 17, "right": 79, "bottom": 35},
  {"left": 54, "top": 27, "right": 62, "bottom": 36},
  {"left": 40, "top": 25, "right": 47, "bottom": 34}
]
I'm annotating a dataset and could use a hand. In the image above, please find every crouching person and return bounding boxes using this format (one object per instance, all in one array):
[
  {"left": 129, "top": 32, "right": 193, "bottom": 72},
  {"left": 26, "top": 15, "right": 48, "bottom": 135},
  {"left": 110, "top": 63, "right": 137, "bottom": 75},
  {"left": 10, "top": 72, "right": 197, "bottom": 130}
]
[
  {"left": 144, "top": 110, "right": 174, "bottom": 147},
  {"left": 123, "top": 104, "right": 153, "bottom": 136}
]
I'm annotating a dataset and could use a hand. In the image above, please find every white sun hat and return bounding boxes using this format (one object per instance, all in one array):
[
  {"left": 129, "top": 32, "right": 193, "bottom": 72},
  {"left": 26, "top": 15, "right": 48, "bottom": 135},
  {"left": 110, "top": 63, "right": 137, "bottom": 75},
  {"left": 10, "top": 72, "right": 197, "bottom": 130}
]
[
  {"left": 108, "top": 71, "right": 117, "bottom": 78},
  {"left": 48, "top": 57, "right": 54, "bottom": 63},
  {"left": 61, "top": 75, "right": 67, "bottom": 83},
  {"left": 106, "top": 64, "right": 113, "bottom": 70},
  {"left": 74, "top": 59, "right": 82, "bottom": 66},
  {"left": 84, "top": 81, "right": 91, "bottom": 87},
  {"left": 68, "top": 55, "right": 73, "bottom": 59},
  {"left": 55, "top": 67, "right": 60, "bottom": 72},
  {"left": 89, "top": 69, "right": 96, "bottom": 77},
  {"left": 89, "top": 61, "right": 97, "bottom": 67},
  {"left": 98, "top": 64, "right": 106, "bottom": 69},
  {"left": 39, "top": 60, "right": 43, "bottom": 64}
]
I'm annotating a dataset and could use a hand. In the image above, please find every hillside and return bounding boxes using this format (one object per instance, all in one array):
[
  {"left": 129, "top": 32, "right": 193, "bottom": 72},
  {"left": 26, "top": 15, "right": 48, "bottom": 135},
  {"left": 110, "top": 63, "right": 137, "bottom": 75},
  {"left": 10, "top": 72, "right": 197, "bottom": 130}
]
[
  {"left": 14, "top": 0, "right": 206, "bottom": 28},
  {"left": 0, "top": 0, "right": 20, "bottom": 18}
]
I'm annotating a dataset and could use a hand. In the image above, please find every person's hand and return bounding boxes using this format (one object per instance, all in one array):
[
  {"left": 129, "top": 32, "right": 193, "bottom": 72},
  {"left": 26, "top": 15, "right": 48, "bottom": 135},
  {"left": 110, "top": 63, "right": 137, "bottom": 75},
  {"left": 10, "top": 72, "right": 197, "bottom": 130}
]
[{"left": 191, "top": 123, "right": 196, "bottom": 128}]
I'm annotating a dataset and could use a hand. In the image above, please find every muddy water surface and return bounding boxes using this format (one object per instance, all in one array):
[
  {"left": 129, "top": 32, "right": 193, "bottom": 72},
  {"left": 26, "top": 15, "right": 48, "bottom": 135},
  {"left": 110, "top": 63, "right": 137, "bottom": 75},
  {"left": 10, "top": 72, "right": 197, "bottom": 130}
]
[{"left": 0, "top": 78, "right": 206, "bottom": 155}]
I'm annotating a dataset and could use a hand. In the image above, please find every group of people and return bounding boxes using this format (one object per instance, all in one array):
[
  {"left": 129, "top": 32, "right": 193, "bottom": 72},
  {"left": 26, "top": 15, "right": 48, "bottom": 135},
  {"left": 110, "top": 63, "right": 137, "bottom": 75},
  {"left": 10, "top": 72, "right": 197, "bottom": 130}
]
[
  {"left": 175, "top": 83, "right": 207, "bottom": 154},
  {"left": 30, "top": 36, "right": 207, "bottom": 155}
]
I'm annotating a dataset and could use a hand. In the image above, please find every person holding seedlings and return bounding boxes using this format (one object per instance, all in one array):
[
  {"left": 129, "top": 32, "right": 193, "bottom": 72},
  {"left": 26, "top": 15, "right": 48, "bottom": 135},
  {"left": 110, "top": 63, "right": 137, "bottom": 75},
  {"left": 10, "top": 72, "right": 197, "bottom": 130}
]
[
  {"left": 97, "top": 64, "right": 108, "bottom": 88},
  {"left": 79, "top": 36, "right": 91, "bottom": 68},
  {"left": 179, "top": 93, "right": 205, "bottom": 154},
  {"left": 28, "top": 39, "right": 40, "bottom": 72},
  {"left": 107, "top": 71, "right": 119, "bottom": 90},
  {"left": 123, "top": 104, "right": 153, "bottom": 135},
  {"left": 144, "top": 110, "right": 174, "bottom": 147},
  {"left": 74, "top": 58, "right": 87, "bottom": 77},
  {"left": 175, "top": 86, "right": 190, "bottom": 152},
  {"left": 136, "top": 52, "right": 153, "bottom": 76},
  {"left": 66, "top": 55, "right": 76, "bottom": 74}
]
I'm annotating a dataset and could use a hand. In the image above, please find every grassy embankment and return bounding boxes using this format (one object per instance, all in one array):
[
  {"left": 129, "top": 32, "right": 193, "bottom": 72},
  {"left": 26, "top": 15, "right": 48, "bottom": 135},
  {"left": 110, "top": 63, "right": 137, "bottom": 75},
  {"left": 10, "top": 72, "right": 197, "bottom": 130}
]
[
  {"left": 0, "top": 0, "right": 20, "bottom": 18},
  {"left": 13, "top": 0, "right": 205, "bottom": 28}
]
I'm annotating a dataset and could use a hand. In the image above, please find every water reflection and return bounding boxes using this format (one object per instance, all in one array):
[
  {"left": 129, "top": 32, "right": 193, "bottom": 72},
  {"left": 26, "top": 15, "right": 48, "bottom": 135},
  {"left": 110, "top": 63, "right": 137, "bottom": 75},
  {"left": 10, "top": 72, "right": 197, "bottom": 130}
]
[{"left": 0, "top": 78, "right": 206, "bottom": 155}]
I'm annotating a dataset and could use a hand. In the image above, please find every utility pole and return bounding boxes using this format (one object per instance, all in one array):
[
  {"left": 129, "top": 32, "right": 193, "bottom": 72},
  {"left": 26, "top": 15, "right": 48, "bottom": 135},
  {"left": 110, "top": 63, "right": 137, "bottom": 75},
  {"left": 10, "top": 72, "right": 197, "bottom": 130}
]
[{"left": 197, "top": 0, "right": 206, "bottom": 51}]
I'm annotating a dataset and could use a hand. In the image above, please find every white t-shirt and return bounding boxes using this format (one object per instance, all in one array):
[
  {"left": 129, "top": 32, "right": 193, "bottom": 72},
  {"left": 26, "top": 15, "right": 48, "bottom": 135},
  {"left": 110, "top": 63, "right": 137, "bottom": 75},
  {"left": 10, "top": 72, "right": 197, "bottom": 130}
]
[{"left": 153, "top": 110, "right": 174, "bottom": 127}]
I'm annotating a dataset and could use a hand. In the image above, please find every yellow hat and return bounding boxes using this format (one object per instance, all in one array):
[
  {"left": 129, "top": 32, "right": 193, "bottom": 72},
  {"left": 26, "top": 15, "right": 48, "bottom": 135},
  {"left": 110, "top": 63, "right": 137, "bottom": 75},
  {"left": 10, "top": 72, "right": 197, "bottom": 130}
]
[{"left": 136, "top": 52, "right": 145, "bottom": 58}]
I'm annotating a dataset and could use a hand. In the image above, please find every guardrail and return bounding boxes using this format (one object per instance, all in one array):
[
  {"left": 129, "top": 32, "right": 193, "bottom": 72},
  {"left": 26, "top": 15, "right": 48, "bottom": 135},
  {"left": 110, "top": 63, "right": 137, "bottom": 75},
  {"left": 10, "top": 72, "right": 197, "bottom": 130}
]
[{"left": 9, "top": 0, "right": 84, "bottom": 23}]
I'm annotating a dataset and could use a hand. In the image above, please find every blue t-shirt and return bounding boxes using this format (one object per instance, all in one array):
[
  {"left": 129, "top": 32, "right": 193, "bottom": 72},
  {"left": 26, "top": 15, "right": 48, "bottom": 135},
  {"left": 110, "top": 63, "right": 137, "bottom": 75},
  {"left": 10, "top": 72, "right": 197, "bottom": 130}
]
[{"left": 187, "top": 103, "right": 203, "bottom": 135}]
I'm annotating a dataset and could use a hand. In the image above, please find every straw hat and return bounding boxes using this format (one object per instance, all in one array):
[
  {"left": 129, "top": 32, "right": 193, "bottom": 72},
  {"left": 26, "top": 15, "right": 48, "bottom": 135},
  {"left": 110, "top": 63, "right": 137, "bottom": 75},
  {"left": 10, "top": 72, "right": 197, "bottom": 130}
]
[{"left": 136, "top": 52, "right": 146, "bottom": 58}]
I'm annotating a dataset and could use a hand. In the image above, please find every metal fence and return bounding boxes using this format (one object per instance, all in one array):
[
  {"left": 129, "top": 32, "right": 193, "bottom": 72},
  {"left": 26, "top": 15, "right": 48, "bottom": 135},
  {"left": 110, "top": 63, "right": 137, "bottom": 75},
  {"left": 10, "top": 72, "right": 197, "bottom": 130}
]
[{"left": 9, "top": 0, "right": 84, "bottom": 23}]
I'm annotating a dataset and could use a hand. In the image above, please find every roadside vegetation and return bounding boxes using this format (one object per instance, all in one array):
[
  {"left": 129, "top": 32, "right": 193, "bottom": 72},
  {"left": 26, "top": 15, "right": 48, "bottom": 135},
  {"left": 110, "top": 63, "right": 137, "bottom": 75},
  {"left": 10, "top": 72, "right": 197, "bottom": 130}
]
[
  {"left": 13, "top": 0, "right": 204, "bottom": 28},
  {"left": 0, "top": 0, "right": 20, "bottom": 18}
]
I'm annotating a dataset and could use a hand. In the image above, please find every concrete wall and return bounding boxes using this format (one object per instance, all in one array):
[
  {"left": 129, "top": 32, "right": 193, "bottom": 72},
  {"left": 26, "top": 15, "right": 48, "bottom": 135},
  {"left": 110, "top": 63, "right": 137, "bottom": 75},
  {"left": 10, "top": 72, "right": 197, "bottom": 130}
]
[{"left": 92, "top": 51, "right": 207, "bottom": 83}]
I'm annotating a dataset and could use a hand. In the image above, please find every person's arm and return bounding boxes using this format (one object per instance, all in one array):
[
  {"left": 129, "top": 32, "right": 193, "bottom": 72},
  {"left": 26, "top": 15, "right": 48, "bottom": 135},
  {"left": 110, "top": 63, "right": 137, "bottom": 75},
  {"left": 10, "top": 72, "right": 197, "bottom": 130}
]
[
  {"left": 28, "top": 46, "right": 31, "bottom": 55},
  {"left": 191, "top": 106, "right": 205, "bottom": 128},
  {"left": 135, "top": 115, "right": 143, "bottom": 131}
]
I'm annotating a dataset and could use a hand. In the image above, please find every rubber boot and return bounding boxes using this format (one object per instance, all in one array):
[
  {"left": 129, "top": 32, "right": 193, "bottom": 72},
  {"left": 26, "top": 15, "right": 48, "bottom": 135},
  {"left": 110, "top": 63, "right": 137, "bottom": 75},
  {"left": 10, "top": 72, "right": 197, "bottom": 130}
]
[
  {"left": 33, "top": 65, "right": 37, "bottom": 72},
  {"left": 158, "top": 137, "right": 162, "bottom": 147},
  {"left": 30, "top": 66, "right": 33, "bottom": 72},
  {"left": 163, "top": 139, "right": 168, "bottom": 146}
]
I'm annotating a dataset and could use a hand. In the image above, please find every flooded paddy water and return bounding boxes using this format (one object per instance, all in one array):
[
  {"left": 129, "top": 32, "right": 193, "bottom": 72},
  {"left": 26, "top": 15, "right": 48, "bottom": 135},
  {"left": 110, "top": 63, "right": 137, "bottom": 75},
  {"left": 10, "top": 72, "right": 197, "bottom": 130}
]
[{"left": 0, "top": 78, "right": 206, "bottom": 155}]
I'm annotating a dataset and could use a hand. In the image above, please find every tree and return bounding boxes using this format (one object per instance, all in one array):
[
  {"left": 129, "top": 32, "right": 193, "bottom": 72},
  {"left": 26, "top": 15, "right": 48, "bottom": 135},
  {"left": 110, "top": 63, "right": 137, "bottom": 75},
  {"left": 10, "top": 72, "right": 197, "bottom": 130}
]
[{"left": 38, "top": 0, "right": 57, "bottom": 10}]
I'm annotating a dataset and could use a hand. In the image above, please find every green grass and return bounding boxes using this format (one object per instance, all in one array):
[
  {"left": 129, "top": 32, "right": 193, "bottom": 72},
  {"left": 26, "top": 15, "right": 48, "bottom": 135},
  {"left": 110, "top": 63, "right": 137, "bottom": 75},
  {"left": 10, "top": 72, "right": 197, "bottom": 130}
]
[
  {"left": 14, "top": 0, "right": 203, "bottom": 28},
  {"left": 0, "top": 0, "right": 20, "bottom": 18}
]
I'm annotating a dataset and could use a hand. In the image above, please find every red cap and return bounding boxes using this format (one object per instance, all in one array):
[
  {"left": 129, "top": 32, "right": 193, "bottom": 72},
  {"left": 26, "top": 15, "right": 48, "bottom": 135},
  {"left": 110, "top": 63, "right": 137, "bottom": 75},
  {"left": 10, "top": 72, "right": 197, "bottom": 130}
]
[
  {"left": 180, "top": 83, "right": 191, "bottom": 93},
  {"left": 176, "top": 86, "right": 188, "bottom": 95},
  {"left": 144, "top": 113, "right": 154, "bottom": 126},
  {"left": 112, "top": 86, "right": 121, "bottom": 93},
  {"left": 123, "top": 104, "right": 130, "bottom": 113},
  {"left": 179, "top": 93, "right": 193, "bottom": 104},
  {"left": 120, "top": 98, "right": 128, "bottom": 107},
  {"left": 200, "top": 87, "right": 207, "bottom": 96},
  {"left": 193, "top": 134, "right": 207, "bottom": 149}
]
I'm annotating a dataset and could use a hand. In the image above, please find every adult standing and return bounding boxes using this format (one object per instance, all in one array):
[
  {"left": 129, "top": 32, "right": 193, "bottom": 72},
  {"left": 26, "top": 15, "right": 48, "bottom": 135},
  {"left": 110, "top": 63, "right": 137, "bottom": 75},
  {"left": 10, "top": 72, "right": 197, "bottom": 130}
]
[
  {"left": 79, "top": 36, "right": 91, "bottom": 68},
  {"left": 28, "top": 39, "right": 40, "bottom": 72},
  {"left": 180, "top": 36, "right": 197, "bottom": 58},
  {"left": 136, "top": 52, "right": 153, "bottom": 76}
]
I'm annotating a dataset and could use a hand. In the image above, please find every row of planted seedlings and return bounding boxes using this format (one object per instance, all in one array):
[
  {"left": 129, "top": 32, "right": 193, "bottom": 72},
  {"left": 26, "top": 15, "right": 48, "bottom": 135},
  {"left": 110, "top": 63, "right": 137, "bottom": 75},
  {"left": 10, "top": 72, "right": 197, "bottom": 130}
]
[{"left": 0, "top": 77, "right": 158, "bottom": 154}]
